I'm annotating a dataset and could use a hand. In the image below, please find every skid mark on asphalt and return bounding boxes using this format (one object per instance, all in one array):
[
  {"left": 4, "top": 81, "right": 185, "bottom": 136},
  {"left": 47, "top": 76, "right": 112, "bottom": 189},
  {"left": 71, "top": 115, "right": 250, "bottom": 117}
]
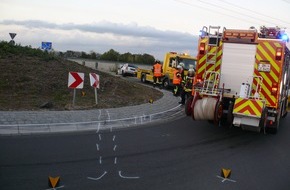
[{"left": 87, "top": 110, "right": 140, "bottom": 181}]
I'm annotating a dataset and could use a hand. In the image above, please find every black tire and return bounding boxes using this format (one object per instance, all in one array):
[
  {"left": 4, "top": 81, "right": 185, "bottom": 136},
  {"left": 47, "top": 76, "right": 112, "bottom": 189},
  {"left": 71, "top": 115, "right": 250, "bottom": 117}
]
[
  {"left": 281, "top": 99, "right": 288, "bottom": 118},
  {"left": 268, "top": 111, "right": 280, "bottom": 134},
  {"left": 224, "top": 101, "right": 234, "bottom": 128},
  {"left": 185, "top": 96, "right": 193, "bottom": 116},
  {"left": 162, "top": 78, "right": 170, "bottom": 89},
  {"left": 122, "top": 71, "right": 126, "bottom": 77},
  {"left": 141, "top": 74, "right": 146, "bottom": 83},
  {"left": 259, "top": 107, "right": 268, "bottom": 133},
  {"left": 214, "top": 101, "right": 223, "bottom": 126},
  {"left": 282, "top": 112, "right": 288, "bottom": 118},
  {"left": 191, "top": 92, "right": 200, "bottom": 120}
]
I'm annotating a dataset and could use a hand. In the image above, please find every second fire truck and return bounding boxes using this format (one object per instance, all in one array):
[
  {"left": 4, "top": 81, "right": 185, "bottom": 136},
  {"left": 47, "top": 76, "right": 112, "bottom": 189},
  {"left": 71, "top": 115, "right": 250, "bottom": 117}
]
[{"left": 186, "top": 26, "right": 290, "bottom": 133}]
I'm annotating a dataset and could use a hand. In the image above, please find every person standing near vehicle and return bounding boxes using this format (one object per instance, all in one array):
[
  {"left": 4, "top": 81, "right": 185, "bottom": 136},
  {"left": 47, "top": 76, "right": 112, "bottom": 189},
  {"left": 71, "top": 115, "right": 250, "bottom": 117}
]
[
  {"left": 152, "top": 60, "right": 163, "bottom": 88},
  {"left": 173, "top": 63, "right": 185, "bottom": 96},
  {"left": 173, "top": 65, "right": 182, "bottom": 96},
  {"left": 179, "top": 65, "right": 195, "bottom": 104}
]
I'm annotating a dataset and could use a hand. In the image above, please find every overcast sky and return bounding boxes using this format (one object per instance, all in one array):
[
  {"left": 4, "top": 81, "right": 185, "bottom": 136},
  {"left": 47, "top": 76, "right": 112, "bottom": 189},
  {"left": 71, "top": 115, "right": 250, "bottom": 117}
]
[{"left": 1, "top": 0, "right": 290, "bottom": 59}]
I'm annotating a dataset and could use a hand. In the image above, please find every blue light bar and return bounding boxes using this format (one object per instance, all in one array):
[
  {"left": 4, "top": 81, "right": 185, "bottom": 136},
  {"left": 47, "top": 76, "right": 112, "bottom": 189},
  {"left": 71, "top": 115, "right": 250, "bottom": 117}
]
[
  {"left": 281, "top": 34, "right": 289, "bottom": 42},
  {"left": 199, "top": 30, "right": 206, "bottom": 38}
]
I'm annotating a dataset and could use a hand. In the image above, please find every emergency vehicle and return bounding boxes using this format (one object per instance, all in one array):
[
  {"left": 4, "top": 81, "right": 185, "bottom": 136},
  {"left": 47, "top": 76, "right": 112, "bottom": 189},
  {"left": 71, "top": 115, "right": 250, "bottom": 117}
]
[
  {"left": 186, "top": 26, "right": 290, "bottom": 133},
  {"left": 137, "top": 52, "right": 196, "bottom": 89}
]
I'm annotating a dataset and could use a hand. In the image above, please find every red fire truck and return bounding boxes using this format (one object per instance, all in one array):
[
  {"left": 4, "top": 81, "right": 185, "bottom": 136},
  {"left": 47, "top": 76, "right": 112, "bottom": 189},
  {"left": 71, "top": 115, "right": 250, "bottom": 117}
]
[{"left": 186, "top": 26, "right": 290, "bottom": 133}]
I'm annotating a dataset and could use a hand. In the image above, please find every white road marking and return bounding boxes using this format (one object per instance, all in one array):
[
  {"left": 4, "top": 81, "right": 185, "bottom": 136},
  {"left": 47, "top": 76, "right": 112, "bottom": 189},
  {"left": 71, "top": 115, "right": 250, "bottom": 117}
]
[
  {"left": 98, "top": 110, "right": 102, "bottom": 120},
  {"left": 90, "top": 109, "right": 141, "bottom": 181},
  {"left": 99, "top": 156, "right": 102, "bottom": 164},
  {"left": 106, "top": 110, "right": 111, "bottom": 120},
  {"left": 45, "top": 185, "right": 65, "bottom": 190},
  {"left": 87, "top": 171, "right": 108, "bottom": 181},
  {"left": 106, "top": 110, "right": 113, "bottom": 132},
  {"left": 118, "top": 171, "right": 140, "bottom": 179},
  {"left": 216, "top": 175, "right": 237, "bottom": 183},
  {"left": 96, "top": 123, "right": 101, "bottom": 133}
]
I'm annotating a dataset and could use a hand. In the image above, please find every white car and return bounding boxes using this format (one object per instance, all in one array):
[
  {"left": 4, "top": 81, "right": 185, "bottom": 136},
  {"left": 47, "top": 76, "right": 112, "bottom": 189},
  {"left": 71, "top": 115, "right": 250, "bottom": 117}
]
[{"left": 117, "top": 63, "right": 138, "bottom": 77}]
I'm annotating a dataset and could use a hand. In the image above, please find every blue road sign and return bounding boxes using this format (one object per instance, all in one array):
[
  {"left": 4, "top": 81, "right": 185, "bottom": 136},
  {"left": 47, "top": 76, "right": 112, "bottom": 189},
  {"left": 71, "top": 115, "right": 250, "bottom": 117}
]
[{"left": 41, "top": 42, "right": 52, "bottom": 50}]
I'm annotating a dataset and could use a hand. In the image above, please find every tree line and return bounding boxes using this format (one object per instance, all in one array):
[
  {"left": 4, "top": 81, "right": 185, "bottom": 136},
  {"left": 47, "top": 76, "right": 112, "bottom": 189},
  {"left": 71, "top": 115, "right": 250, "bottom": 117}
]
[
  {"left": 80, "top": 49, "right": 155, "bottom": 65},
  {"left": 0, "top": 41, "right": 156, "bottom": 65}
]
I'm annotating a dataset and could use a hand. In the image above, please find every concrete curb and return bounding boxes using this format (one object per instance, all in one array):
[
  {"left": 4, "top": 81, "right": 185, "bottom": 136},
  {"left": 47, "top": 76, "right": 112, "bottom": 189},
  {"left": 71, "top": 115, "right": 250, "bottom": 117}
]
[{"left": 0, "top": 90, "right": 184, "bottom": 135}]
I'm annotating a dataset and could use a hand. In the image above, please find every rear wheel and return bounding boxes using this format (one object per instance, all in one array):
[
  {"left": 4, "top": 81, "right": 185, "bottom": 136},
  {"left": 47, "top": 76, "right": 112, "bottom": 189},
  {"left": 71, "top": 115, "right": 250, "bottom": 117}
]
[
  {"left": 185, "top": 96, "right": 193, "bottom": 116},
  {"left": 267, "top": 111, "right": 280, "bottom": 134},
  {"left": 214, "top": 101, "right": 223, "bottom": 126},
  {"left": 122, "top": 71, "right": 126, "bottom": 77},
  {"left": 220, "top": 100, "right": 234, "bottom": 128},
  {"left": 259, "top": 108, "right": 268, "bottom": 133},
  {"left": 141, "top": 74, "right": 146, "bottom": 83},
  {"left": 281, "top": 98, "right": 288, "bottom": 118},
  {"left": 162, "top": 78, "right": 170, "bottom": 89},
  {"left": 191, "top": 92, "right": 201, "bottom": 120}
]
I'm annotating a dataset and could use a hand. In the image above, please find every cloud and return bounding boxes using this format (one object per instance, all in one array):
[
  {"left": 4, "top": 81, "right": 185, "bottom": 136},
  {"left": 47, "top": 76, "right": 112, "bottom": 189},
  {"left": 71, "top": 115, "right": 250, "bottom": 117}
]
[{"left": 0, "top": 19, "right": 198, "bottom": 59}]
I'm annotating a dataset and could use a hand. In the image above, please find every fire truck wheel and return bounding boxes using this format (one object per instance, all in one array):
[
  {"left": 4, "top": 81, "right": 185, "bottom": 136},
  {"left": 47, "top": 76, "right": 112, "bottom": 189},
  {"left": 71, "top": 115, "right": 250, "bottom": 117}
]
[
  {"left": 267, "top": 112, "right": 280, "bottom": 134},
  {"left": 185, "top": 96, "right": 193, "bottom": 116},
  {"left": 282, "top": 112, "right": 288, "bottom": 118},
  {"left": 224, "top": 101, "right": 234, "bottom": 128},
  {"left": 214, "top": 101, "right": 223, "bottom": 125},
  {"left": 281, "top": 99, "right": 288, "bottom": 118},
  {"left": 259, "top": 107, "right": 268, "bottom": 132},
  {"left": 191, "top": 92, "right": 200, "bottom": 120}
]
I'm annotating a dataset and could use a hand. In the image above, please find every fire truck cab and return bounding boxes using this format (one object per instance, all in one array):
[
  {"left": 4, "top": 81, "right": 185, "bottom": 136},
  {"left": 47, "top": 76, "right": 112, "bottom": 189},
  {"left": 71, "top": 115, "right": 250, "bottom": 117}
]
[{"left": 187, "top": 26, "right": 290, "bottom": 133}]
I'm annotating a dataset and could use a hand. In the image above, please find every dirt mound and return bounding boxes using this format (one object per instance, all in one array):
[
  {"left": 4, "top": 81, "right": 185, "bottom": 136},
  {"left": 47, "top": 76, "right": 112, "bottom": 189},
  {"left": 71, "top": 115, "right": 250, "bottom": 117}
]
[{"left": 0, "top": 54, "right": 162, "bottom": 111}]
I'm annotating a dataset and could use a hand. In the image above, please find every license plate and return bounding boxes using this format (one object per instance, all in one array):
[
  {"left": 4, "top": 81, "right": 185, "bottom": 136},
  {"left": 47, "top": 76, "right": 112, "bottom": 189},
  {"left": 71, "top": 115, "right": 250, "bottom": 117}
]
[{"left": 258, "top": 63, "right": 271, "bottom": 72}]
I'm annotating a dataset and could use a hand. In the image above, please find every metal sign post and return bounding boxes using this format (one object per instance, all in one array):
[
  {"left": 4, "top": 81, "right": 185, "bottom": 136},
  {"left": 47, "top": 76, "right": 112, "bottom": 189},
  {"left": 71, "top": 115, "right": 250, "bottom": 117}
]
[
  {"left": 9, "top": 33, "right": 17, "bottom": 45},
  {"left": 94, "top": 88, "right": 98, "bottom": 105},
  {"left": 89, "top": 73, "right": 100, "bottom": 105},
  {"left": 73, "top": 89, "right": 76, "bottom": 107},
  {"left": 68, "top": 72, "right": 85, "bottom": 108}
]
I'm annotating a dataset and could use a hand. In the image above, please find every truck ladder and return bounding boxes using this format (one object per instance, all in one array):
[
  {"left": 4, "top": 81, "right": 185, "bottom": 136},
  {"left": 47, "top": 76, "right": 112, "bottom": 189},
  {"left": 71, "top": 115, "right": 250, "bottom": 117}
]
[
  {"left": 205, "top": 26, "right": 221, "bottom": 65},
  {"left": 249, "top": 76, "right": 263, "bottom": 99},
  {"left": 201, "top": 71, "right": 220, "bottom": 96}
]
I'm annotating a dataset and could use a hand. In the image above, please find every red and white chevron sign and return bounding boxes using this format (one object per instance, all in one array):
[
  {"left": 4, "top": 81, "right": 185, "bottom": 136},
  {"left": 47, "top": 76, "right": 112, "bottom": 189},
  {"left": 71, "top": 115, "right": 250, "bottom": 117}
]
[
  {"left": 68, "top": 72, "right": 84, "bottom": 89},
  {"left": 89, "top": 73, "right": 100, "bottom": 89}
]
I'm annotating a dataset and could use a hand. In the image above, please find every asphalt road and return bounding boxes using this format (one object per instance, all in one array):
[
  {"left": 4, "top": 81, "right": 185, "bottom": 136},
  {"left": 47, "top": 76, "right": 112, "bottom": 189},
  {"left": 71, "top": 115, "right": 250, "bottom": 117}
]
[{"left": 1, "top": 114, "right": 290, "bottom": 190}]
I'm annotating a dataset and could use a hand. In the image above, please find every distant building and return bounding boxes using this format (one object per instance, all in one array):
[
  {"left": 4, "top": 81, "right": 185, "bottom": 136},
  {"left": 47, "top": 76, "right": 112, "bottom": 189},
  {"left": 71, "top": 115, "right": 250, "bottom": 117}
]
[{"left": 65, "top": 50, "right": 82, "bottom": 58}]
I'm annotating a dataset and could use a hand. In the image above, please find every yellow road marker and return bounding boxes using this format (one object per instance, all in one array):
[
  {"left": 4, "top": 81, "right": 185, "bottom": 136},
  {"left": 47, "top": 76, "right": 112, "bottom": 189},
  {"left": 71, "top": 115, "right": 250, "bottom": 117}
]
[
  {"left": 48, "top": 176, "right": 60, "bottom": 188},
  {"left": 221, "top": 168, "right": 231, "bottom": 179}
]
